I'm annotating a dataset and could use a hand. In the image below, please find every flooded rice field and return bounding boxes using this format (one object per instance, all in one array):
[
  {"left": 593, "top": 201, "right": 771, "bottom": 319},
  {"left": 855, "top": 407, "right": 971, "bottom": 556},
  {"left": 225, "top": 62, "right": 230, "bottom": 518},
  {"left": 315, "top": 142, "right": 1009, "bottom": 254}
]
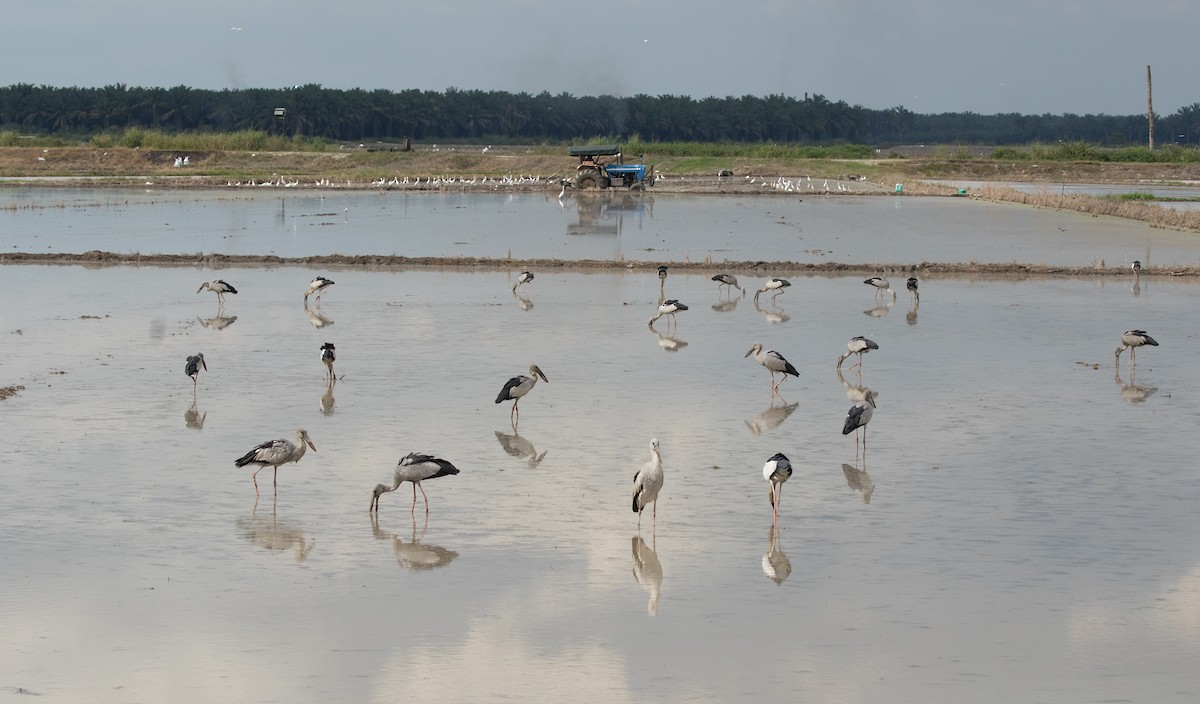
[{"left": 3, "top": 191, "right": 1200, "bottom": 702}]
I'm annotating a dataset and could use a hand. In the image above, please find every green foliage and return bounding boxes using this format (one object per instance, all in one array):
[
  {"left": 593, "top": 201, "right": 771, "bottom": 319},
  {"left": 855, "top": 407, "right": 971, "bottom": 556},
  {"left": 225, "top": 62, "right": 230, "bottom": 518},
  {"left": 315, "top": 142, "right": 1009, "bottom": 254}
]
[{"left": 0, "top": 130, "right": 18, "bottom": 147}]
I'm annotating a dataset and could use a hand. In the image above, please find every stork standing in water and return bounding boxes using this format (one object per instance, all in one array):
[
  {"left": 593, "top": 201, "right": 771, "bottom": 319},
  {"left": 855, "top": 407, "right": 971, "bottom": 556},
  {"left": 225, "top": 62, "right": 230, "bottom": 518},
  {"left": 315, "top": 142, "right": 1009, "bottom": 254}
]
[
  {"left": 496, "top": 364, "right": 549, "bottom": 423},
  {"left": 513, "top": 271, "right": 534, "bottom": 293},
  {"left": 1132, "top": 260, "right": 1142, "bottom": 278},
  {"left": 763, "top": 452, "right": 793, "bottom": 522},
  {"left": 185, "top": 352, "right": 206, "bottom": 398},
  {"left": 197, "top": 280, "right": 237, "bottom": 307},
  {"left": 304, "top": 276, "right": 334, "bottom": 305},
  {"left": 745, "top": 343, "right": 800, "bottom": 397},
  {"left": 234, "top": 429, "right": 317, "bottom": 496},
  {"left": 712, "top": 273, "right": 745, "bottom": 296},
  {"left": 632, "top": 438, "right": 664, "bottom": 530},
  {"left": 649, "top": 299, "right": 688, "bottom": 328},
  {"left": 906, "top": 277, "right": 919, "bottom": 302},
  {"left": 1115, "top": 330, "right": 1158, "bottom": 366},
  {"left": 370, "top": 452, "right": 461, "bottom": 514},
  {"left": 754, "top": 278, "right": 791, "bottom": 303},
  {"left": 842, "top": 390, "right": 877, "bottom": 456},
  {"left": 836, "top": 336, "right": 879, "bottom": 370},
  {"left": 864, "top": 276, "right": 895, "bottom": 299},
  {"left": 320, "top": 342, "right": 336, "bottom": 381}
]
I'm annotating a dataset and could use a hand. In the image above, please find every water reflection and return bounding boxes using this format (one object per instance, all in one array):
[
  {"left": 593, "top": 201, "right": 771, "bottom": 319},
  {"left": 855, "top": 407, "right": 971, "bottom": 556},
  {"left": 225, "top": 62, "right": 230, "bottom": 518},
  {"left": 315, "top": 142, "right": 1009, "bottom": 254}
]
[
  {"left": 1115, "top": 366, "right": 1157, "bottom": 403},
  {"left": 744, "top": 399, "right": 799, "bottom": 436},
  {"left": 863, "top": 299, "right": 895, "bottom": 318},
  {"left": 304, "top": 303, "right": 334, "bottom": 329},
  {"left": 631, "top": 535, "right": 663, "bottom": 616},
  {"left": 1132, "top": 280, "right": 1142, "bottom": 296},
  {"left": 762, "top": 524, "right": 791, "bottom": 585},
  {"left": 197, "top": 314, "right": 238, "bottom": 331},
  {"left": 237, "top": 498, "right": 315, "bottom": 562},
  {"left": 567, "top": 193, "right": 651, "bottom": 236},
  {"left": 836, "top": 367, "right": 875, "bottom": 404},
  {"left": 648, "top": 325, "right": 688, "bottom": 352},
  {"left": 711, "top": 297, "right": 740, "bottom": 313},
  {"left": 371, "top": 513, "right": 459, "bottom": 571},
  {"left": 906, "top": 300, "right": 919, "bottom": 326},
  {"left": 754, "top": 298, "right": 790, "bottom": 324},
  {"left": 184, "top": 400, "right": 207, "bottom": 430},
  {"left": 513, "top": 290, "right": 534, "bottom": 310},
  {"left": 494, "top": 428, "right": 549, "bottom": 468},
  {"left": 320, "top": 379, "right": 336, "bottom": 415},
  {"left": 841, "top": 461, "right": 876, "bottom": 504}
]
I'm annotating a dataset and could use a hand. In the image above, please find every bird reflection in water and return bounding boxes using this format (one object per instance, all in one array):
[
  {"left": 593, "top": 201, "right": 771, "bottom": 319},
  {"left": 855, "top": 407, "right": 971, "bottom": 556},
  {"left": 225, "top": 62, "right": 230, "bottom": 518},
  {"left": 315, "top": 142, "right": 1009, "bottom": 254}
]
[
  {"left": 649, "top": 325, "right": 688, "bottom": 352},
  {"left": 711, "top": 297, "right": 740, "bottom": 313},
  {"left": 744, "top": 399, "right": 799, "bottom": 436},
  {"left": 762, "top": 524, "right": 791, "bottom": 585},
  {"left": 237, "top": 497, "right": 315, "bottom": 562},
  {"left": 631, "top": 535, "right": 663, "bottom": 616},
  {"left": 1115, "top": 366, "right": 1157, "bottom": 403},
  {"left": 1131, "top": 280, "right": 1141, "bottom": 296},
  {"left": 320, "top": 379, "right": 336, "bottom": 415},
  {"left": 197, "top": 314, "right": 238, "bottom": 331},
  {"left": 863, "top": 299, "right": 895, "bottom": 318},
  {"left": 304, "top": 303, "right": 333, "bottom": 329},
  {"left": 184, "top": 400, "right": 206, "bottom": 430},
  {"left": 513, "top": 290, "right": 534, "bottom": 310},
  {"left": 495, "top": 428, "right": 549, "bottom": 468},
  {"left": 754, "top": 297, "right": 790, "bottom": 324},
  {"left": 841, "top": 461, "right": 876, "bottom": 504},
  {"left": 371, "top": 512, "right": 458, "bottom": 571},
  {"left": 906, "top": 299, "right": 919, "bottom": 326},
  {"left": 836, "top": 367, "right": 875, "bottom": 405}
]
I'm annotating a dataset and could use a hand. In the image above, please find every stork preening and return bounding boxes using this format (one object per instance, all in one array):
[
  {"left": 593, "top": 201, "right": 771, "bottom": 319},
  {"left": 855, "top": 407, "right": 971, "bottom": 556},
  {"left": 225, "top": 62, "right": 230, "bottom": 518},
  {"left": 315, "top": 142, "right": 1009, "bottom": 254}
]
[
  {"left": 632, "top": 438, "right": 664, "bottom": 529},
  {"left": 763, "top": 452, "right": 793, "bottom": 521},
  {"left": 320, "top": 342, "right": 336, "bottom": 381},
  {"left": 842, "top": 390, "right": 877, "bottom": 456},
  {"left": 1115, "top": 330, "right": 1158, "bottom": 366},
  {"left": 496, "top": 364, "right": 549, "bottom": 423},
  {"left": 185, "top": 352, "right": 206, "bottom": 397},
  {"left": 864, "top": 277, "right": 895, "bottom": 299},
  {"left": 712, "top": 273, "right": 745, "bottom": 296},
  {"left": 754, "top": 278, "right": 791, "bottom": 302},
  {"left": 370, "top": 452, "right": 461, "bottom": 514},
  {"left": 197, "top": 280, "right": 237, "bottom": 307},
  {"left": 304, "top": 276, "right": 334, "bottom": 304},
  {"left": 649, "top": 299, "right": 688, "bottom": 328},
  {"left": 906, "top": 277, "right": 919, "bottom": 302},
  {"left": 513, "top": 271, "right": 534, "bottom": 293},
  {"left": 234, "top": 429, "right": 317, "bottom": 497},
  {"left": 836, "top": 336, "right": 879, "bottom": 370},
  {"left": 745, "top": 343, "right": 800, "bottom": 397}
]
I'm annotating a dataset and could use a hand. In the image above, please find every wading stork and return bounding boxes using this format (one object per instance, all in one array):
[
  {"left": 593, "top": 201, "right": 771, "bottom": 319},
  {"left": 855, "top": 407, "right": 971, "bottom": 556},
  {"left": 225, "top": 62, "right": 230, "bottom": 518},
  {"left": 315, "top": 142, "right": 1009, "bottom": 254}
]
[
  {"left": 842, "top": 390, "right": 877, "bottom": 455},
  {"left": 1132, "top": 260, "right": 1142, "bottom": 278},
  {"left": 496, "top": 364, "right": 549, "bottom": 422},
  {"left": 1115, "top": 330, "right": 1158, "bottom": 366},
  {"left": 754, "top": 278, "right": 791, "bottom": 303},
  {"left": 906, "top": 277, "right": 919, "bottom": 302},
  {"left": 320, "top": 342, "right": 336, "bottom": 381},
  {"left": 304, "top": 276, "right": 335, "bottom": 304},
  {"left": 712, "top": 273, "right": 745, "bottom": 296},
  {"left": 836, "top": 336, "right": 879, "bottom": 370},
  {"left": 649, "top": 299, "right": 688, "bottom": 328},
  {"left": 864, "top": 276, "right": 895, "bottom": 299},
  {"left": 513, "top": 271, "right": 534, "bottom": 293},
  {"left": 197, "top": 280, "right": 237, "bottom": 306},
  {"left": 185, "top": 352, "right": 206, "bottom": 397},
  {"left": 632, "top": 438, "right": 664, "bottom": 529},
  {"left": 745, "top": 343, "right": 800, "bottom": 396},
  {"left": 370, "top": 452, "right": 461, "bottom": 514},
  {"left": 234, "top": 429, "right": 317, "bottom": 496},
  {"left": 763, "top": 452, "right": 793, "bottom": 521}
]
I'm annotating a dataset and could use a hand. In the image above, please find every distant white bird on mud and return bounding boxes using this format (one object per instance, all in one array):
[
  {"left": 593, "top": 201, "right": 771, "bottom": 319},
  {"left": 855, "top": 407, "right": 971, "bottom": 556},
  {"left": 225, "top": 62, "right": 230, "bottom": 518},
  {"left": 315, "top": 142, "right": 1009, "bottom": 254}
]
[
  {"left": 1115, "top": 330, "right": 1158, "bottom": 365},
  {"left": 754, "top": 278, "right": 791, "bottom": 302},
  {"left": 234, "top": 429, "right": 317, "bottom": 496},
  {"left": 320, "top": 342, "right": 336, "bottom": 381},
  {"left": 513, "top": 271, "right": 534, "bottom": 293},
  {"left": 864, "top": 277, "right": 895, "bottom": 299},
  {"left": 763, "top": 452, "right": 793, "bottom": 521},
  {"left": 842, "top": 390, "right": 877, "bottom": 455},
  {"left": 185, "top": 352, "right": 206, "bottom": 396},
  {"left": 197, "top": 279, "right": 237, "bottom": 306},
  {"left": 649, "top": 299, "right": 688, "bottom": 327},
  {"left": 745, "top": 343, "right": 800, "bottom": 396},
  {"left": 370, "top": 452, "right": 461, "bottom": 514},
  {"left": 304, "top": 276, "right": 334, "bottom": 304},
  {"left": 836, "top": 336, "right": 879, "bottom": 370},
  {"left": 496, "top": 364, "right": 549, "bottom": 422},
  {"left": 633, "top": 438, "right": 664, "bottom": 529},
  {"left": 712, "top": 273, "right": 745, "bottom": 295}
]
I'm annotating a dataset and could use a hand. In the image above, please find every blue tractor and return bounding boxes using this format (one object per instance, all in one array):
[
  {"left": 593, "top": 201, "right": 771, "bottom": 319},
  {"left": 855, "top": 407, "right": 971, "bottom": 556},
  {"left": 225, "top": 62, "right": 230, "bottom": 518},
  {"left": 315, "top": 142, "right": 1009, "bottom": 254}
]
[{"left": 569, "top": 144, "right": 655, "bottom": 190}]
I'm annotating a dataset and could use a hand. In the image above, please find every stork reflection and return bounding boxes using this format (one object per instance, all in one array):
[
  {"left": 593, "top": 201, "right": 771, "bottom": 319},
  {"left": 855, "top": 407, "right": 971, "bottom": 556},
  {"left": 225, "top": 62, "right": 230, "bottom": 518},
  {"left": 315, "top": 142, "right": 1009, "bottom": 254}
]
[
  {"left": 494, "top": 428, "right": 549, "bottom": 468},
  {"left": 744, "top": 399, "right": 800, "bottom": 436},
  {"left": 197, "top": 314, "right": 238, "bottom": 331},
  {"left": 649, "top": 325, "right": 688, "bottom": 352},
  {"left": 906, "top": 300, "right": 919, "bottom": 326},
  {"left": 184, "top": 400, "right": 206, "bottom": 430},
  {"left": 836, "top": 366, "right": 875, "bottom": 404},
  {"left": 754, "top": 297, "right": 790, "bottom": 324},
  {"left": 304, "top": 303, "right": 334, "bottom": 329},
  {"left": 320, "top": 379, "right": 336, "bottom": 415},
  {"left": 841, "top": 461, "right": 876, "bottom": 504},
  {"left": 711, "top": 298, "right": 740, "bottom": 313},
  {"left": 631, "top": 535, "right": 663, "bottom": 616},
  {"left": 513, "top": 290, "right": 534, "bottom": 310},
  {"left": 237, "top": 497, "right": 315, "bottom": 562},
  {"left": 1115, "top": 366, "right": 1157, "bottom": 403},
  {"left": 762, "top": 523, "right": 791, "bottom": 585},
  {"left": 864, "top": 299, "right": 895, "bottom": 318},
  {"left": 370, "top": 513, "right": 459, "bottom": 571}
]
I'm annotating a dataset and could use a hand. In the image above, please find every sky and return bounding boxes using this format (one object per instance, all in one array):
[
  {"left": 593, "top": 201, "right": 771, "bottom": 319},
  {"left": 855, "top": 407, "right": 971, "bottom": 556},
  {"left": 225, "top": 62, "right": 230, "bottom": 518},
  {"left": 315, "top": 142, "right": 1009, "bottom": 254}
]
[{"left": 4, "top": 0, "right": 1197, "bottom": 117}]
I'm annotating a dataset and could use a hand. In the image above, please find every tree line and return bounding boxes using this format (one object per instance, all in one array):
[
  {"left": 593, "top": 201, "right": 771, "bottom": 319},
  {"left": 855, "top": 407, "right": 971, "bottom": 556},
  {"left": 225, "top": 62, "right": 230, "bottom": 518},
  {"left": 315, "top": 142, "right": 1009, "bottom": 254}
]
[{"left": 1, "top": 83, "right": 1198, "bottom": 147}]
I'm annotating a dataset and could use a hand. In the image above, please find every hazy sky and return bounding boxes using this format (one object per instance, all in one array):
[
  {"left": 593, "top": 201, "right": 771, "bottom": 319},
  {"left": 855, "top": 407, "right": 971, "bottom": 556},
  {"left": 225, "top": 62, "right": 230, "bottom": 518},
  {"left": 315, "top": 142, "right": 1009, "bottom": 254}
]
[{"left": 5, "top": 0, "right": 1196, "bottom": 116}]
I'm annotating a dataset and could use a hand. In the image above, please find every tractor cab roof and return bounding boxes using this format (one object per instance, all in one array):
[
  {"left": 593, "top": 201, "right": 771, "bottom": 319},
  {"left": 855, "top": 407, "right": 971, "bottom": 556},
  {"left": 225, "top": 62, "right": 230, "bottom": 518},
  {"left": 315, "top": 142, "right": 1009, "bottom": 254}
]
[{"left": 568, "top": 144, "right": 621, "bottom": 157}]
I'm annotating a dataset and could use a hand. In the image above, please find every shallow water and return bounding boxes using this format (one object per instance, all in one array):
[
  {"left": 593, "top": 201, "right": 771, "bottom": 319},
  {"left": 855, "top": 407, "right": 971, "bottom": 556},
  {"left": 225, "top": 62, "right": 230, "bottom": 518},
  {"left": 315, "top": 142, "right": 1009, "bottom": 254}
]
[
  {"left": 3, "top": 187, "right": 1199, "bottom": 267},
  {"left": 2, "top": 262, "right": 1199, "bottom": 703}
]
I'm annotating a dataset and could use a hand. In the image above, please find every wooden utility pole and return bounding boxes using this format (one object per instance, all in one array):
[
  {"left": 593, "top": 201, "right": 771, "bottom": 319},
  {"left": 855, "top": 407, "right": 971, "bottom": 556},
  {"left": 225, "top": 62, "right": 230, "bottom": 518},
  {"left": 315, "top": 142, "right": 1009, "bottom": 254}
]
[{"left": 1147, "top": 65, "right": 1155, "bottom": 150}]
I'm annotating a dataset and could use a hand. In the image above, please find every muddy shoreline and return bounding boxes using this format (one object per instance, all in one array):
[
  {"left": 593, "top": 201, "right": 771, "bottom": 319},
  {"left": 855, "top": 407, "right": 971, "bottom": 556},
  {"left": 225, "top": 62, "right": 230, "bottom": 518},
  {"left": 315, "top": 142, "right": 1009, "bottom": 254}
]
[{"left": 2, "top": 250, "right": 1193, "bottom": 278}]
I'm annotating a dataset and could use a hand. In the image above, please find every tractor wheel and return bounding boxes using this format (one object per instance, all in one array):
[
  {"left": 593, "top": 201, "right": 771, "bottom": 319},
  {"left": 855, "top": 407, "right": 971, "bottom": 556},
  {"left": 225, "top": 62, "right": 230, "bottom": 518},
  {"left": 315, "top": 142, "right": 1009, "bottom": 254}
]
[
  {"left": 629, "top": 181, "right": 645, "bottom": 191},
  {"left": 576, "top": 168, "right": 607, "bottom": 190}
]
